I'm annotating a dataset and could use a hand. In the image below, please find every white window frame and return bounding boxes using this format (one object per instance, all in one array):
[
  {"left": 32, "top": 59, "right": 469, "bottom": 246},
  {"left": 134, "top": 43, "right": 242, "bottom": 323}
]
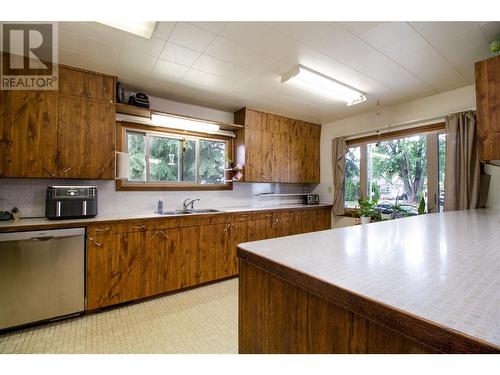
[{"left": 344, "top": 126, "right": 446, "bottom": 214}]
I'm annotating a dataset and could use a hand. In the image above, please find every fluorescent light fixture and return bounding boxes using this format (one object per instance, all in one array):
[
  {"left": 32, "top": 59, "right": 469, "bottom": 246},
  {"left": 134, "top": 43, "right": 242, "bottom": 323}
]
[
  {"left": 151, "top": 113, "right": 220, "bottom": 133},
  {"left": 281, "top": 65, "right": 367, "bottom": 106},
  {"left": 98, "top": 21, "right": 157, "bottom": 39}
]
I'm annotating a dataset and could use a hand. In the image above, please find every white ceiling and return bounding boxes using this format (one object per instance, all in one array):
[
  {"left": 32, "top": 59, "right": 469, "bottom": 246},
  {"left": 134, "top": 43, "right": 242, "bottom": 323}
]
[{"left": 57, "top": 21, "right": 499, "bottom": 124}]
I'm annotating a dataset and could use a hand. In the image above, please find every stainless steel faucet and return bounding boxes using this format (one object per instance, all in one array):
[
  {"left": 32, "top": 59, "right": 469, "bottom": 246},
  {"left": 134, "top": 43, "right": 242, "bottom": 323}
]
[{"left": 183, "top": 198, "right": 200, "bottom": 211}]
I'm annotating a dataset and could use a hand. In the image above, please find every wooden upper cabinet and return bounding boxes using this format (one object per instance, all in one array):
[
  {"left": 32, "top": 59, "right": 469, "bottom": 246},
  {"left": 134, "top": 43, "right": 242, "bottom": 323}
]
[
  {"left": 475, "top": 55, "right": 500, "bottom": 162},
  {"left": 0, "top": 90, "right": 58, "bottom": 177},
  {"left": 58, "top": 95, "right": 115, "bottom": 179},
  {"left": 235, "top": 108, "right": 320, "bottom": 183},
  {"left": 0, "top": 65, "right": 116, "bottom": 179},
  {"left": 59, "top": 66, "right": 115, "bottom": 103}
]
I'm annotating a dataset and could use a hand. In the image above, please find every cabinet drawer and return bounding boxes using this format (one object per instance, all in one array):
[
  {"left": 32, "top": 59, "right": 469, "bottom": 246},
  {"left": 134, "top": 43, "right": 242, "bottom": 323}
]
[{"left": 87, "top": 223, "right": 119, "bottom": 236}]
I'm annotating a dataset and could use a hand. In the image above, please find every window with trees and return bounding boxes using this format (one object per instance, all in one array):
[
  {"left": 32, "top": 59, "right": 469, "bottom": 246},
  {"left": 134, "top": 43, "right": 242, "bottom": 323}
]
[
  {"left": 123, "top": 126, "right": 230, "bottom": 189},
  {"left": 344, "top": 124, "right": 446, "bottom": 213}
]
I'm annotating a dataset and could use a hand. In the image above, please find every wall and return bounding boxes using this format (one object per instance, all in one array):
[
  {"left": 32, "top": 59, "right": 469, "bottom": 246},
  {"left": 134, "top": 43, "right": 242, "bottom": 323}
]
[
  {"left": 312, "top": 85, "right": 500, "bottom": 226},
  {"left": 0, "top": 95, "right": 311, "bottom": 218}
]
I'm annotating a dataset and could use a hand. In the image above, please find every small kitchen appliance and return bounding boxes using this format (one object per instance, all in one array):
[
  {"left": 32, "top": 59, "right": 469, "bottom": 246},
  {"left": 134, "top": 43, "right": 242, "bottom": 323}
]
[
  {"left": 303, "top": 194, "right": 320, "bottom": 205},
  {"left": 45, "top": 186, "right": 98, "bottom": 219}
]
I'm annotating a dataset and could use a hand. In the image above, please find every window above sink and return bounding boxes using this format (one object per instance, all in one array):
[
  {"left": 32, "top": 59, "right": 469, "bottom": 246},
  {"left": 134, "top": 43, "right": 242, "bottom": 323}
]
[{"left": 116, "top": 122, "right": 233, "bottom": 191}]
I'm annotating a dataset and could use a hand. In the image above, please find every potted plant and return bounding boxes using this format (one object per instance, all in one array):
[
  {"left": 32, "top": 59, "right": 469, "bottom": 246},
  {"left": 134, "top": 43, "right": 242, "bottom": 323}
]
[{"left": 358, "top": 198, "right": 378, "bottom": 224}]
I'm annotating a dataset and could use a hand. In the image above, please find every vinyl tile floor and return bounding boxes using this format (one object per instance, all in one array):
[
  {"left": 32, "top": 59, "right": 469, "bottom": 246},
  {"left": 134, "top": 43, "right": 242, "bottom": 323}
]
[{"left": 0, "top": 278, "right": 238, "bottom": 354}]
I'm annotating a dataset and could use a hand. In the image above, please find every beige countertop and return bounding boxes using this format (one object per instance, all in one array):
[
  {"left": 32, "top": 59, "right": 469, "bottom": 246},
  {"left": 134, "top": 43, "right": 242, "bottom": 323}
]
[
  {"left": 238, "top": 209, "right": 500, "bottom": 349},
  {"left": 0, "top": 203, "right": 332, "bottom": 232}
]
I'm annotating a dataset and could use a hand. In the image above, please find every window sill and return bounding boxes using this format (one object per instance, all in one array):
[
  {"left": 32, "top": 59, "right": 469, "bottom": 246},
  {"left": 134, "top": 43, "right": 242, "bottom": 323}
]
[{"left": 115, "top": 180, "right": 233, "bottom": 191}]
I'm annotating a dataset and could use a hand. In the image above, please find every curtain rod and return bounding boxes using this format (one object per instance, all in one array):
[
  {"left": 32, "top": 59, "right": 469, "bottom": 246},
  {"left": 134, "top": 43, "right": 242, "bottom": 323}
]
[{"left": 344, "top": 107, "right": 475, "bottom": 140}]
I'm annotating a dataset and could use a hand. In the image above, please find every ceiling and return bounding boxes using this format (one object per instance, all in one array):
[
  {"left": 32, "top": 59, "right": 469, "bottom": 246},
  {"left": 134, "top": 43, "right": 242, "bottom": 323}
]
[{"left": 56, "top": 21, "right": 500, "bottom": 124}]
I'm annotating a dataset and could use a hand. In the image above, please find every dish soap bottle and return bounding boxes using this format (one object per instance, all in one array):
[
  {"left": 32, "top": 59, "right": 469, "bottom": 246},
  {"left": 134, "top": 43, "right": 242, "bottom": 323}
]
[{"left": 157, "top": 198, "right": 164, "bottom": 214}]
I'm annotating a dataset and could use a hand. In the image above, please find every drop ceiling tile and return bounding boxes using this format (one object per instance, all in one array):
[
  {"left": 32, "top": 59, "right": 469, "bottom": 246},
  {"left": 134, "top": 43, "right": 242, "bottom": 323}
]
[
  {"left": 168, "top": 22, "right": 216, "bottom": 52},
  {"left": 192, "top": 54, "right": 253, "bottom": 81},
  {"left": 188, "top": 22, "right": 227, "bottom": 35},
  {"left": 366, "top": 61, "right": 431, "bottom": 92},
  {"left": 58, "top": 21, "right": 77, "bottom": 33},
  {"left": 182, "top": 68, "right": 238, "bottom": 91},
  {"left": 344, "top": 50, "right": 391, "bottom": 75},
  {"left": 151, "top": 59, "right": 188, "bottom": 81},
  {"left": 479, "top": 22, "right": 500, "bottom": 43},
  {"left": 160, "top": 42, "right": 201, "bottom": 67},
  {"left": 269, "top": 22, "right": 373, "bottom": 65},
  {"left": 58, "top": 48, "right": 85, "bottom": 68},
  {"left": 203, "top": 36, "right": 274, "bottom": 72},
  {"left": 378, "top": 32, "right": 431, "bottom": 60},
  {"left": 117, "top": 51, "right": 157, "bottom": 80},
  {"left": 409, "top": 22, "right": 480, "bottom": 46},
  {"left": 431, "top": 26, "right": 490, "bottom": 62},
  {"left": 122, "top": 35, "right": 166, "bottom": 57},
  {"left": 394, "top": 48, "right": 467, "bottom": 90},
  {"left": 220, "top": 22, "right": 299, "bottom": 62},
  {"left": 59, "top": 30, "right": 77, "bottom": 51},
  {"left": 76, "top": 35, "right": 121, "bottom": 62},
  {"left": 77, "top": 22, "right": 126, "bottom": 46},
  {"left": 359, "top": 22, "right": 414, "bottom": 49},
  {"left": 153, "top": 22, "right": 176, "bottom": 40},
  {"left": 338, "top": 22, "right": 387, "bottom": 36}
]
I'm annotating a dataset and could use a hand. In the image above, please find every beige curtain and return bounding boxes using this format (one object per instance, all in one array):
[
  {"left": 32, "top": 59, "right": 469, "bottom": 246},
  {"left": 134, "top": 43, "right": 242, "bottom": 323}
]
[
  {"left": 332, "top": 137, "right": 348, "bottom": 215},
  {"left": 444, "top": 111, "right": 481, "bottom": 211}
]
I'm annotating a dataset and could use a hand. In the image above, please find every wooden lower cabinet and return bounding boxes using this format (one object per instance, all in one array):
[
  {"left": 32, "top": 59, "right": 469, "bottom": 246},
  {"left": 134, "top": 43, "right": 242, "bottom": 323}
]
[{"left": 85, "top": 207, "right": 332, "bottom": 310}]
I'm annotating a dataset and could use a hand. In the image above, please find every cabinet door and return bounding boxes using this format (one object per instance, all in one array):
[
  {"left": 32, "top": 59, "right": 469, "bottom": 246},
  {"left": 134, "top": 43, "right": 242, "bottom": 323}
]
[
  {"left": 227, "top": 221, "right": 248, "bottom": 276},
  {"left": 58, "top": 95, "right": 115, "bottom": 178},
  {"left": 59, "top": 67, "right": 115, "bottom": 103},
  {"left": 199, "top": 223, "right": 229, "bottom": 282},
  {"left": 158, "top": 227, "right": 201, "bottom": 293},
  {"left": 475, "top": 56, "right": 500, "bottom": 161},
  {"left": 246, "top": 110, "right": 270, "bottom": 182},
  {"left": 247, "top": 217, "right": 271, "bottom": 242},
  {"left": 86, "top": 234, "right": 121, "bottom": 309},
  {"left": 0, "top": 90, "right": 58, "bottom": 177}
]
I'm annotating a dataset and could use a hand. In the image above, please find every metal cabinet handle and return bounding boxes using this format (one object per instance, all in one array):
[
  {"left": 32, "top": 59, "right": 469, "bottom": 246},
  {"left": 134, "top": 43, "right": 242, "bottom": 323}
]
[
  {"left": 95, "top": 227, "right": 110, "bottom": 232},
  {"left": 231, "top": 223, "right": 238, "bottom": 229},
  {"left": 149, "top": 231, "right": 159, "bottom": 240},
  {"left": 274, "top": 217, "right": 279, "bottom": 223},
  {"left": 265, "top": 213, "right": 273, "bottom": 218},
  {"left": 30, "top": 236, "right": 54, "bottom": 241},
  {"left": 131, "top": 225, "right": 145, "bottom": 229},
  {"left": 62, "top": 167, "right": 71, "bottom": 174},
  {"left": 43, "top": 167, "right": 56, "bottom": 177},
  {"left": 89, "top": 237, "right": 103, "bottom": 248},
  {"left": 160, "top": 231, "right": 169, "bottom": 239},
  {"left": 223, "top": 224, "right": 231, "bottom": 232}
]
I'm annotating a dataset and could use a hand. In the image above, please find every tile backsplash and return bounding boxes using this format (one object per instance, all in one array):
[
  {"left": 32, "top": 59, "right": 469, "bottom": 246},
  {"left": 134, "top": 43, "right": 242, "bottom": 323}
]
[{"left": 0, "top": 179, "right": 315, "bottom": 218}]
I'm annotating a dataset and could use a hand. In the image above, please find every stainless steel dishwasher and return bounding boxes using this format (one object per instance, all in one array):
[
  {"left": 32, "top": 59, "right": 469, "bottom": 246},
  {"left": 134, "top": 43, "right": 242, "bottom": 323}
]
[{"left": 0, "top": 227, "right": 85, "bottom": 330}]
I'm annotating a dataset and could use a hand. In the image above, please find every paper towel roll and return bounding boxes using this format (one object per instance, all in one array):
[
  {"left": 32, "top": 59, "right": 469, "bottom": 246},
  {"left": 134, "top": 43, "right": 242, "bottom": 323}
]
[{"left": 116, "top": 152, "right": 130, "bottom": 179}]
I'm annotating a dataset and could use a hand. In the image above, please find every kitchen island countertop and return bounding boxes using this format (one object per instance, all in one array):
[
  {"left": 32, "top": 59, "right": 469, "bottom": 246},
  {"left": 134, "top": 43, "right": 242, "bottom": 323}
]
[{"left": 237, "top": 209, "right": 500, "bottom": 353}]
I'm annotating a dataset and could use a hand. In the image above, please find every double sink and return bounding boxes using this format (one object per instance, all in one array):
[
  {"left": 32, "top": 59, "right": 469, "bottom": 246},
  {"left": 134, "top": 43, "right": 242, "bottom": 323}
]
[{"left": 156, "top": 208, "right": 221, "bottom": 216}]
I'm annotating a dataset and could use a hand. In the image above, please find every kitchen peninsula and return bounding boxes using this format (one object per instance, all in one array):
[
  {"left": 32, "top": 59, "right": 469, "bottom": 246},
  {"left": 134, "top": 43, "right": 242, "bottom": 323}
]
[{"left": 237, "top": 209, "right": 500, "bottom": 354}]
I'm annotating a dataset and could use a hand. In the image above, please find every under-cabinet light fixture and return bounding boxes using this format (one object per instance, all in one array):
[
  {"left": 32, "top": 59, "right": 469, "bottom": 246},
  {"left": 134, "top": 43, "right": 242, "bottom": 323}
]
[
  {"left": 151, "top": 113, "right": 220, "bottom": 133},
  {"left": 281, "top": 65, "right": 367, "bottom": 106},
  {"left": 98, "top": 21, "right": 157, "bottom": 39}
]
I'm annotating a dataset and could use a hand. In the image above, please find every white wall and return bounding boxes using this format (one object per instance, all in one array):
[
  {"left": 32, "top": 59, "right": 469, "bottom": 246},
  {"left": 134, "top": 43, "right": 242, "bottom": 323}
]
[{"left": 313, "top": 85, "right": 500, "bottom": 226}]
